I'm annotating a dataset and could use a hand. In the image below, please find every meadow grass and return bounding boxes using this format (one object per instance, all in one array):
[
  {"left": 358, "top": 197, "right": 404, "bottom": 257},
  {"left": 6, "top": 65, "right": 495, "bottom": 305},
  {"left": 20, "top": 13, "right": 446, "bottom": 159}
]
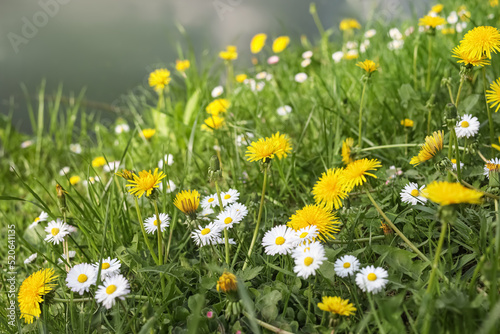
[{"left": 1, "top": 1, "right": 500, "bottom": 333}]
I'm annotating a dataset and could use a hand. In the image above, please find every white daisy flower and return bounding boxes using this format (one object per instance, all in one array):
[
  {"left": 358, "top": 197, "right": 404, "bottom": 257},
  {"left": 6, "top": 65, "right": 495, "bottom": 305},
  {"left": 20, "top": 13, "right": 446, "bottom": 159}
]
[
  {"left": 332, "top": 51, "right": 344, "bottom": 63},
  {"left": 58, "top": 251, "right": 76, "bottom": 264},
  {"left": 405, "top": 26, "right": 415, "bottom": 36},
  {"left": 221, "top": 188, "right": 239, "bottom": 207},
  {"left": 265, "top": 73, "right": 273, "bottom": 81},
  {"left": 302, "top": 50, "right": 313, "bottom": 59},
  {"left": 450, "top": 159, "right": 464, "bottom": 171},
  {"left": 292, "top": 241, "right": 326, "bottom": 279},
  {"left": 201, "top": 193, "right": 219, "bottom": 209},
  {"left": 66, "top": 263, "right": 97, "bottom": 295},
  {"left": 44, "top": 219, "right": 70, "bottom": 244},
  {"left": 447, "top": 11, "right": 458, "bottom": 24},
  {"left": 364, "top": 29, "right": 377, "bottom": 38},
  {"left": 115, "top": 123, "right": 130, "bottom": 134},
  {"left": 227, "top": 202, "right": 248, "bottom": 220},
  {"left": 159, "top": 179, "right": 177, "bottom": 193},
  {"left": 267, "top": 55, "right": 279, "bottom": 64},
  {"left": 29, "top": 211, "right": 49, "bottom": 229},
  {"left": 236, "top": 132, "right": 255, "bottom": 146},
  {"left": 346, "top": 49, "right": 359, "bottom": 58},
  {"left": 256, "top": 71, "right": 268, "bottom": 80},
  {"left": 389, "top": 28, "right": 403, "bottom": 40},
  {"left": 158, "top": 154, "right": 174, "bottom": 169},
  {"left": 293, "top": 225, "right": 319, "bottom": 245},
  {"left": 334, "top": 255, "right": 360, "bottom": 278},
  {"left": 456, "top": 22, "right": 467, "bottom": 33},
  {"left": 67, "top": 225, "right": 78, "bottom": 233},
  {"left": 103, "top": 161, "right": 121, "bottom": 173},
  {"left": 213, "top": 236, "right": 236, "bottom": 245},
  {"left": 388, "top": 40, "right": 404, "bottom": 50},
  {"left": 70, "top": 143, "right": 82, "bottom": 154},
  {"left": 277, "top": 105, "right": 292, "bottom": 116},
  {"left": 144, "top": 213, "right": 170, "bottom": 234},
  {"left": 455, "top": 114, "right": 480, "bottom": 139},
  {"left": 83, "top": 176, "right": 100, "bottom": 187},
  {"left": 95, "top": 274, "right": 130, "bottom": 309},
  {"left": 215, "top": 207, "right": 242, "bottom": 229},
  {"left": 24, "top": 253, "right": 37, "bottom": 264},
  {"left": 211, "top": 86, "right": 224, "bottom": 98},
  {"left": 59, "top": 166, "right": 70, "bottom": 176},
  {"left": 198, "top": 207, "right": 214, "bottom": 220},
  {"left": 301, "top": 58, "right": 311, "bottom": 68},
  {"left": 256, "top": 81, "right": 266, "bottom": 91},
  {"left": 191, "top": 222, "right": 222, "bottom": 246},
  {"left": 294, "top": 73, "right": 308, "bottom": 83},
  {"left": 484, "top": 158, "right": 500, "bottom": 179},
  {"left": 346, "top": 41, "right": 358, "bottom": 50},
  {"left": 355, "top": 265, "right": 389, "bottom": 293},
  {"left": 262, "top": 225, "right": 298, "bottom": 256},
  {"left": 93, "top": 257, "right": 121, "bottom": 279},
  {"left": 21, "top": 140, "right": 34, "bottom": 148},
  {"left": 400, "top": 182, "right": 427, "bottom": 205}
]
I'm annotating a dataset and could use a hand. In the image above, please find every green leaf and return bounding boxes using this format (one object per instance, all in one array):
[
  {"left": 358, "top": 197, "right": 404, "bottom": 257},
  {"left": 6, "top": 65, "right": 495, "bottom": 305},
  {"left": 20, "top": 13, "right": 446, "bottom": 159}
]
[
  {"left": 372, "top": 244, "right": 429, "bottom": 280},
  {"left": 238, "top": 266, "right": 264, "bottom": 282}
]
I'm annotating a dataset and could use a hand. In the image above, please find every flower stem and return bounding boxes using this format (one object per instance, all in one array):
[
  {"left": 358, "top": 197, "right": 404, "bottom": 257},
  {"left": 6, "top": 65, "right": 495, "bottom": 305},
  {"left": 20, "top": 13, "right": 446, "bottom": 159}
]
[
  {"left": 413, "top": 43, "right": 419, "bottom": 89},
  {"left": 364, "top": 189, "right": 430, "bottom": 263},
  {"left": 153, "top": 201, "right": 163, "bottom": 265},
  {"left": 426, "top": 218, "right": 448, "bottom": 294},
  {"left": 134, "top": 197, "right": 159, "bottom": 265},
  {"left": 54, "top": 295, "right": 151, "bottom": 303},
  {"left": 242, "top": 311, "right": 294, "bottom": 334},
  {"left": 452, "top": 128, "right": 462, "bottom": 182},
  {"left": 358, "top": 79, "right": 368, "bottom": 148},
  {"left": 368, "top": 293, "right": 386, "bottom": 334},
  {"left": 165, "top": 209, "right": 177, "bottom": 261},
  {"left": 455, "top": 75, "right": 465, "bottom": 107},
  {"left": 483, "top": 67, "right": 495, "bottom": 155},
  {"left": 426, "top": 35, "right": 433, "bottom": 91},
  {"left": 214, "top": 180, "right": 229, "bottom": 266},
  {"left": 242, "top": 167, "right": 268, "bottom": 271}
]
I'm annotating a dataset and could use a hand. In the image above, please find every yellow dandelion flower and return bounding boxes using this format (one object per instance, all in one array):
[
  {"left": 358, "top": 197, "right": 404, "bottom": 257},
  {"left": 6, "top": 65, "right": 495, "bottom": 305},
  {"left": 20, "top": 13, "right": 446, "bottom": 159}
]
[
  {"left": 431, "top": 4, "right": 444, "bottom": 14},
  {"left": 126, "top": 168, "right": 166, "bottom": 198},
  {"left": 92, "top": 156, "right": 107, "bottom": 168},
  {"left": 491, "top": 0, "right": 499, "bottom": 7},
  {"left": 69, "top": 175, "right": 81, "bottom": 185},
  {"left": 418, "top": 15, "right": 446, "bottom": 28},
  {"left": 356, "top": 59, "right": 379, "bottom": 73},
  {"left": 272, "top": 36, "right": 290, "bottom": 53},
  {"left": 235, "top": 74, "right": 247, "bottom": 83},
  {"left": 201, "top": 116, "right": 225, "bottom": 131},
  {"left": 246, "top": 137, "right": 280, "bottom": 163},
  {"left": 206, "top": 99, "right": 230, "bottom": 116},
  {"left": 317, "top": 296, "right": 356, "bottom": 316},
  {"left": 341, "top": 158, "right": 382, "bottom": 191},
  {"left": 216, "top": 271, "right": 237, "bottom": 293},
  {"left": 458, "top": 6, "right": 470, "bottom": 21},
  {"left": 339, "top": 18, "right": 361, "bottom": 31},
  {"left": 250, "top": 33, "right": 267, "bottom": 54},
  {"left": 18, "top": 268, "right": 58, "bottom": 324},
  {"left": 141, "top": 128, "right": 156, "bottom": 140},
  {"left": 486, "top": 78, "right": 500, "bottom": 112},
  {"left": 344, "top": 51, "right": 359, "bottom": 60},
  {"left": 287, "top": 204, "right": 340, "bottom": 241},
  {"left": 410, "top": 130, "right": 444, "bottom": 166},
  {"left": 148, "top": 68, "right": 171, "bottom": 92},
  {"left": 460, "top": 26, "right": 500, "bottom": 59},
  {"left": 219, "top": 45, "right": 238, "bottom": 61},
  {"left": 270, "top": 132, "right": 292, "bottom": 160},
  {"left": 312, "top": 168, "right": 348, "bottom": 210},
  {"left": 452, "top": 44, "right": 490, "bottom": 67},
  {"left": 341, "top": 138, "right": 355, "bottom": 165},
  {"left": 173, "top": 189, "right": 200, "bottom": 216},
  {"left": 422, "top": 181, "right": 483, "bottom": 206},
  {"left": 175, "top": 59, "right": 190, "bottom": 72},
  {"left": 441, "top": 27, "right": 455, "bottom": 35},
  {"left": 401, "top": 118, "right": 414, "bottom": 127}
]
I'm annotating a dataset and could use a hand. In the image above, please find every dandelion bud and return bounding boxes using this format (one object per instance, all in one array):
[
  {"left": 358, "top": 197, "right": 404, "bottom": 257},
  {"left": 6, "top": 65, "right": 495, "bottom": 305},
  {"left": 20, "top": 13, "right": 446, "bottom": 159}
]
[
  {"left": 56, "top": 184, "right": 67, "bottom": 212},
  {"left": 208, "top": 155, "right": 221, "bottom": 181},
  {"left": 445, "top": 103, "right": 457, "bottom": 124}
]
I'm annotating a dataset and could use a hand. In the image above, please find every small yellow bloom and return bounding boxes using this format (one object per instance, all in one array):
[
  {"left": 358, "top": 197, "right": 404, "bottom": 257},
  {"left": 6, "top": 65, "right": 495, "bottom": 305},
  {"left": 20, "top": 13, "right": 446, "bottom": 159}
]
[
  {"left": 69, "top": 175, "right": 81, "bottom": 185},
  {"left": 492, "top": 137, "right": 500, "bottom": 151},
  {"left": 418, "top": 15, "right": 446, "bottom": 28},
  {"left": 401, "top": 118, "right": 414, "bottom": 127},
  {"left": 201, "top": 116, "right": 225, "bottom": 131},
  {"left": 216, "top": 271, "right": 237, "bottom": 293},
  {"left": 318, "top": 296, "right": 356, "bottom": 316},
  {"left": 491, "top": 0, "right": 499, "bottom": 7},
  {"left": 272, "top": 36, "right": 290, "bottom": 53},
  {"left": 175, "top": 59, "right": 190, "bottom": 72},
  {"left": 342, "top": 138, "right": 355, "bottom": 165},
  {"left": 219, "top": 45, "right": 238, "bottom": 61},
  {"left": 410, "top": 131, "right": 443, "bottom": 166},
  {"left": 458, "top": 5, "right": 470, "bottom": 21},
  {"left": 235, "top": 74, "right": 247, "bottom": 83},
  {"left": 452, "top": 44, "right": 490, "bottom": 67},
  {"left": 141, "top": 128, "right": 156, "bottom": 140},
  {"left": 270, "top": 132, "right": 292, "bottom": 160},
  {"left": 174, "top": 189, "right": 200, "bottom": 216},
  {"left": 92, "top": 156, "right": 107, "bottom": 168},
  {"left": 339, "top": 18, "right": 361, "bottom": 31},
  {"left": 18, "top": 268, "right": 58, "bottom": 324},
  {"left": 206, "top": 99, "right": 230, "bottom": 116},
  {"left": 430, "top": 4, "right": 443, "bottom": 13},
  {"left": 245, "top": 132, "right": 292, "bottom": 163},
  {"left": 441, "top": 27, "right": 455, "bottom": 35},
  {"left": 288, "top": 204, "right": 340, "bottom": 241},
  {"left": 250, "top": 33, "right": 267, "bottom": 54},
  {"left": 341, "top": 158, "right": 382, "bottom": 191},
  {"left": 148, "top": 68, "right": 171, "bottom": 92},
  {"left": 356, "top": 59, "right": 379, "bottom": 73},
  {"left": 126, "top": 168, "right": 166, "bottom": 198},
  {"left": 312, "top": 168, "right": 348, "bottom": 210},
  {"left": 422, "top": 181, "right": 483, "bottom": 206},
  {"left": 460, "top": 26, "right": 500, "bottom": 59}
]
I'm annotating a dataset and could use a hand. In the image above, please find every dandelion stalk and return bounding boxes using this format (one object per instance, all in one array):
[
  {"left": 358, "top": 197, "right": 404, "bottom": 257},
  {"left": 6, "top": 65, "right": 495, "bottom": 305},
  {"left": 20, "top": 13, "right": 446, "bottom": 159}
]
[
  {"left": 242, "top": 167, "right": 268, "bottom": 271},
  {"left": 214, "top": 179, "right": 230, "bottom": 266},
  {"left": 413, "top": 42, "right": 419, "bottom": 89},
  {"left": 367, "top": 293, "right": 386, "bottom": 334},
  {"left": 152, "top": 201, "right": 163, "bottom": 265},
  {"left": 453, "top": 128, "right": 462, "bottom": 182},
  {"left": 426, "top": 216, "right": 449, "bottom": 294},
  {"left": 455, "top": 75, "right": 465, "bottom": 108},
  {"left": 426, "top": 35, "right": 433, "bottom": 91},
  {"left": 358, "top": 79, "right": 368, "bottom": 148},
  {"left": 483, "top": 67, "right": 495, "bottom": 154},
  {"left": 133, "top": 197, "right": 159, "bottom": 265},
  {"left": 165, "top": 209, "right": 177, "bottom": 261},
  {"left": 242, "top": 311, "right": 294, "bottom": 334}
]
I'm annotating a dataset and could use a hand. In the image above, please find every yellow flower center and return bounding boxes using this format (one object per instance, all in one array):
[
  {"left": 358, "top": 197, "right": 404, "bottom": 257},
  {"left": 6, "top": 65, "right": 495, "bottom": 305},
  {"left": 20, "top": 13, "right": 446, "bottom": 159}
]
[
  {"left": 106, "top": 284, "right": 117, "bottom": 294},
  {"left": 102, "top": 263, "right": 110, "bottom": 270},
  {"left": 343, "top": 262, "right": 351, "bottom": 268},
  {"left": 304, "top": 257, "right": 314, "bottom": 266},
  {"left": 224, "top": 217, "right": 233, "bottom": 225},
  {"left": 367, "top": 273, "right": 377, "bottom": 281},
  {"left": 451, "top": 159, "right": 457, "bottom": 164},
  {"left": 201, "top": 228, "right": 211, "bottom": 235},
  {"left": 411, "top": 189, "right": 419, "bottom": 197},
  {"left": 51, "top": 228, "right": 60, "bottom": 236},
  {"left": 35, "top": 217, "right": 40, "bottom": 222},
  {"left": 299, "top": 232, "right": 308, "bottom": 238},
  {"left": 154, "top": 220, "right": 158, "bottom": 226},
  {"left": 461, "top": 121, "right": 469, "bottom": 128},
  {"left": 208, "top": 198, "right": 215, "bottom": 203},
  {"left": 77, "top": 274, "right": 88, "bottom": 283},
  {"left": 275, "top": 236, "right": 285, "bottom": 245},
  {"left": 224, "top": 194, "right": 231, "bottom": 200}
]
